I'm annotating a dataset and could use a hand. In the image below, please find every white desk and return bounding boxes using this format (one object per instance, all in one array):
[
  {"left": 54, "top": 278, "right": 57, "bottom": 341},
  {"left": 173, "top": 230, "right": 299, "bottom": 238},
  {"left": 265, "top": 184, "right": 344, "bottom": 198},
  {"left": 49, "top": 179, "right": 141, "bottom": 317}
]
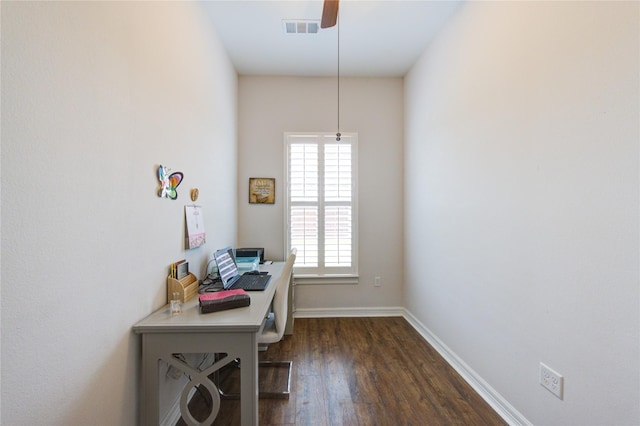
[{"left": 133, "top": 262, "right": 284, "bottom": 426}]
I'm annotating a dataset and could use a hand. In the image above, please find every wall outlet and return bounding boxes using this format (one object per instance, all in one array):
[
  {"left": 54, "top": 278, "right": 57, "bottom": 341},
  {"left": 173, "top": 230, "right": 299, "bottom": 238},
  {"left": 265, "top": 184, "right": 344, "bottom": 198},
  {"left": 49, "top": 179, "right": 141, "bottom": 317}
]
[
  {"left": 166, "top": 365, "right": 183, "bottom": 379},
  {"left": 540, "top": 362, "right": 564, "bottom": 399},
  {"left": 166, "top": 353, "right": 186, "bottom": 380},
  {"left": 374, "top": 276, "right": 381, "bottom": 287}
]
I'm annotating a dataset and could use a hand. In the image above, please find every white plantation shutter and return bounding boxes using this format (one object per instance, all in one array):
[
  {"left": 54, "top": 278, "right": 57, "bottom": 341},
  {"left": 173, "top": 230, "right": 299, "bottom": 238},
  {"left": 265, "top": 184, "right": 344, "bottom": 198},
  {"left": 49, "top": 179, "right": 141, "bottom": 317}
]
[
  {"left": 324, "top": 143, "right": 352, "bottom": 267},
  {"left": 290, "top": 142, "right": 319, "bottom": 267},
  {"left": 286, "top": 133, "right": 358, "bottom": 277}
]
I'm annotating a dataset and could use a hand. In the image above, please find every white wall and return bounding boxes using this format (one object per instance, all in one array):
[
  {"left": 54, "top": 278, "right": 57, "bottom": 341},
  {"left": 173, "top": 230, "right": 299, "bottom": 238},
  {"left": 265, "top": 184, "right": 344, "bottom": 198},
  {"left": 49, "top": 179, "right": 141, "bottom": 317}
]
[
  {"left": 238, "top": 76, "right": 404, "bottom": 311},
  {"left": 1, "top": 2, "right": 237, "bottom": 424},
  {"left": 404, "top": 1, "right": 639, "bottom": 425}
]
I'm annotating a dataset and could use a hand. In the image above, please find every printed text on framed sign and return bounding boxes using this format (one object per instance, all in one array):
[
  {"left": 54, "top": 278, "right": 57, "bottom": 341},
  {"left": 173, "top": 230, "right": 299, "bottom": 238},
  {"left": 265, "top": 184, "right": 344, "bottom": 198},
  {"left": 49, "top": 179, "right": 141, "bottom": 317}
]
[{"left": 249, "top": 178, "right": 275, "bottom": 204}]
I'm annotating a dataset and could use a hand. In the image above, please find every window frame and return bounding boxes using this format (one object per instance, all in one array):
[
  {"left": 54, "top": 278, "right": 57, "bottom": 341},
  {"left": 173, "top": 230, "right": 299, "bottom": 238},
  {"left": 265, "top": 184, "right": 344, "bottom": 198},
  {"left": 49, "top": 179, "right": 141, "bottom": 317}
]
[{"left": 284, "top": 132, "right": 359, "bottom": 284}]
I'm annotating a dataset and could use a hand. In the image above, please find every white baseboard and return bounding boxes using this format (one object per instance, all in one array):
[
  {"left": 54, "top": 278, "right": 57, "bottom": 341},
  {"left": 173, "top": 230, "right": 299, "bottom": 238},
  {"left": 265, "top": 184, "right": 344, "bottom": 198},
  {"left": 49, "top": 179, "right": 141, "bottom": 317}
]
[
  {"left": 162, "top": 308, "right": 530, "bottom": 425},
  {"left": 294, "top": 306, "right": 405, "bottom": 318},
  {"left": 294, "top": 306, "right": 531, "bottom": 426},
  {"left": 160, "top": 388, "right": 193, "bottom": 426},
  {"left": 402, "top": 309, "right": 532, "bottom": 426},
  {"left": 160, "top": 353, "right": 217, "bottom": 426}
]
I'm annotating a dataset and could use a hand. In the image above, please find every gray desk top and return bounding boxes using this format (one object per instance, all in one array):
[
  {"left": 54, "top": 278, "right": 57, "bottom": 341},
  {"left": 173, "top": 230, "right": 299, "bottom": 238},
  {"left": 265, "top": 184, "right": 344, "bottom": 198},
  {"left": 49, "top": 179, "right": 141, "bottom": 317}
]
[{"left": 132, "top": 262, "right": 284, "bottom": 334}]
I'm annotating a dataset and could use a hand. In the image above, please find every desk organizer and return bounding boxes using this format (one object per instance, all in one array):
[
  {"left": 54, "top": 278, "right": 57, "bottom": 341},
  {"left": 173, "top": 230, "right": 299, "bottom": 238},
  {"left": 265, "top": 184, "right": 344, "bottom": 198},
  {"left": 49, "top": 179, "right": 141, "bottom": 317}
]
[{"left": 167, "top": 272, "right": 199, "bottom": 303}]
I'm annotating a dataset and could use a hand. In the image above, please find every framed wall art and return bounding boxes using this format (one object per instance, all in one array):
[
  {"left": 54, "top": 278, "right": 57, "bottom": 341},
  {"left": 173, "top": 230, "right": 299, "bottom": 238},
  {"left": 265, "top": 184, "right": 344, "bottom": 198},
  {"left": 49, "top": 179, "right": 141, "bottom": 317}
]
[{"left": 249, "top": 178, "right": 275, "bottom": 204}]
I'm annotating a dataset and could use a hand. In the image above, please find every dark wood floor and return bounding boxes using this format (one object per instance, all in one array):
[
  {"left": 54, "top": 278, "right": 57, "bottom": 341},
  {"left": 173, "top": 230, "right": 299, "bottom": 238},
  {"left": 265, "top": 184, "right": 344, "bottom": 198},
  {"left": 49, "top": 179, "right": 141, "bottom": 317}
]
[{"left": 177, "top": 317, "right": 507, "bottom": 426}]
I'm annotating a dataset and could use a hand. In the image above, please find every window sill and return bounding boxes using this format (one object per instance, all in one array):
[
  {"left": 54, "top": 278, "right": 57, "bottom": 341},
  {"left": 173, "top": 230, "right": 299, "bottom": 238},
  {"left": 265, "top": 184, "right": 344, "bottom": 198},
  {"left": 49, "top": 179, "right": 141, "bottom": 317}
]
[{"left": 293, "top": 275, "right": 359, "bottom": 285}]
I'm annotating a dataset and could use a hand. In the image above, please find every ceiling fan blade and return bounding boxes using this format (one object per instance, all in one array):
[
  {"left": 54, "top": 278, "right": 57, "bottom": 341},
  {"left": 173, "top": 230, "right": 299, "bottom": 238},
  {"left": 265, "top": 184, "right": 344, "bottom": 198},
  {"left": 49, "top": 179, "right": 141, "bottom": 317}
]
[{"left": 321, "top": 0, "right": 339, "bottom": 28}]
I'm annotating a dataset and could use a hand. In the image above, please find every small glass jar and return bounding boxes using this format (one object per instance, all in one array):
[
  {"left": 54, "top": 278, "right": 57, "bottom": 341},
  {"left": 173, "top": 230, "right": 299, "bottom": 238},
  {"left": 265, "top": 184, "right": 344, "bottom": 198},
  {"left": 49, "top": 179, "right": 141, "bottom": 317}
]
[{"left": 170, "top": 292, "right": 182, "bottom": 316}]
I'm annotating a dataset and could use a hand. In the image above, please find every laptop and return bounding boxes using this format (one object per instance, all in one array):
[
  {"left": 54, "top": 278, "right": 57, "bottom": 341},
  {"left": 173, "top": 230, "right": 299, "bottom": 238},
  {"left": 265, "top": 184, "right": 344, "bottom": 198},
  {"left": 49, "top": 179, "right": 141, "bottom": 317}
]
[{"left": 214, "top": 247, "right": 271, "bottom": 291}]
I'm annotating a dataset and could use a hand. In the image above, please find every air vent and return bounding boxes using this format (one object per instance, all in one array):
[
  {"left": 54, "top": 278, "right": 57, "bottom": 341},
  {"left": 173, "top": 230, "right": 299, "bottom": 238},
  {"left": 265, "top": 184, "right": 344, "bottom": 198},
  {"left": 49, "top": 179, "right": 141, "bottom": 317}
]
[{"left": 283, "top": 20, "right": 320, "bottom": 35}]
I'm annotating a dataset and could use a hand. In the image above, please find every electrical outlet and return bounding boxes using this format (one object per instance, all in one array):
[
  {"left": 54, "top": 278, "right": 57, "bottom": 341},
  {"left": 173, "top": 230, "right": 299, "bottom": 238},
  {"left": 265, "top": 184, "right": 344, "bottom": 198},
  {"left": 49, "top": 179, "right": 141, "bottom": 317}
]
[
  {"left": 167, "top": 365, "right": 183, "bottom": 379},
  {"left": 540, "top": 362, "right": 564, "bottom": 399},
  {"left": 166, "top": 353, "right": 186, "bottom": 380},
  {"left": 374, "top": 276, "right": 381, "bottom": 287}
]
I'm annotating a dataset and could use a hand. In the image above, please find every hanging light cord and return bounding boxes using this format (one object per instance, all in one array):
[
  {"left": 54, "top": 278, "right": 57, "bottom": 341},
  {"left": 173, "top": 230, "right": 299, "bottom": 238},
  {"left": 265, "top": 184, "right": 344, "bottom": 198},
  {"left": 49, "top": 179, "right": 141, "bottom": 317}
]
[{"left": 336, "top": 19, "right": 341, "bottom": 142}]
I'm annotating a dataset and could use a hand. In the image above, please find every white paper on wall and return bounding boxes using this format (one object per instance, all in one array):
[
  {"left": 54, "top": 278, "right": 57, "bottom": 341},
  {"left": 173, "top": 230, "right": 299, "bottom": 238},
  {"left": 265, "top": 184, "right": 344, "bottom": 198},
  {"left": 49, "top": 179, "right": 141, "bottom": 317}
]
[{"left": 185, "top": 205, "right": 206, "bottom": 249}]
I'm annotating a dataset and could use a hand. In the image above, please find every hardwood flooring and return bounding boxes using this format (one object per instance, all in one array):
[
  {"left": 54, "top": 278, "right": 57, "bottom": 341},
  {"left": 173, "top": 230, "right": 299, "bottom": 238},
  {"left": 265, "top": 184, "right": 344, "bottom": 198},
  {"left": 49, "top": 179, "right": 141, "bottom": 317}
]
[{"left": 177, "top": 317, "right": 507, "bottom": 426}]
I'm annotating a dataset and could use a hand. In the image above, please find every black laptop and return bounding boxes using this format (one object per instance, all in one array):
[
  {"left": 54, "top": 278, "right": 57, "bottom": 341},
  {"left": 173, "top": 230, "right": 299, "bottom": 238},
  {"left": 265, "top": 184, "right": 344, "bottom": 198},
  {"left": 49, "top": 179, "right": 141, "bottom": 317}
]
[{"left": 214, "top": 247, "right": 271, "bottom": 291}]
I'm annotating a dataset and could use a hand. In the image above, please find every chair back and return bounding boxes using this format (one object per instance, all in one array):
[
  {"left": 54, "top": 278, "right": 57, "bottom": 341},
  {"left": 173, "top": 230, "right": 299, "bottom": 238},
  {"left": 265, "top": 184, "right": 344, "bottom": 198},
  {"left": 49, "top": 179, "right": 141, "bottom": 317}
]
[{"left": 272, "top": 248, "right": 296, "bottom": 338}]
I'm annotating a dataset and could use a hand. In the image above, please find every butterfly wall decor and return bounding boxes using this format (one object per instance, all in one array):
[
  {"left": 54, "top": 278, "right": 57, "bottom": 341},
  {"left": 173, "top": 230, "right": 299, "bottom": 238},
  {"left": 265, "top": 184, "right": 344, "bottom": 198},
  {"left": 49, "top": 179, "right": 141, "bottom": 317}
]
[{"left": 157, "top": 165, "right": 183, "bottom": 200}]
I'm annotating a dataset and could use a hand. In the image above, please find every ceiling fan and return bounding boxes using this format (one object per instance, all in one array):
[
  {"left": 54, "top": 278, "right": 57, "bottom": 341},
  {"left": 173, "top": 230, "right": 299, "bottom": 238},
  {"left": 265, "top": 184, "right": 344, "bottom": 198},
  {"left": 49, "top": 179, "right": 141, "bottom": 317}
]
[{"left": 321, "top": 0, "right": 339, "bottom": 28}]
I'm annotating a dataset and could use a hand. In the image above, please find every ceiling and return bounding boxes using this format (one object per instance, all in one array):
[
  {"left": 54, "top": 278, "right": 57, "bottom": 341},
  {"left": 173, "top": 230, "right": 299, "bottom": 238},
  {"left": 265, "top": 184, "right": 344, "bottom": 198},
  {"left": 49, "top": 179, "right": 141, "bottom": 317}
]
[{"left": 202, "top": 0, "right": 463, "bottom": 77}]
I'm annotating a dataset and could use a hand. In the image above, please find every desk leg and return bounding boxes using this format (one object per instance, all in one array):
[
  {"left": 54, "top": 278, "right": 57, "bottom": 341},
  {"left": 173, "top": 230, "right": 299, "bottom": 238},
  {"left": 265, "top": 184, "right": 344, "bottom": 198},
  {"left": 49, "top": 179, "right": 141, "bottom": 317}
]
[
  {"left": 239, "top": 333, "right": 259, "bottom": 426},
  {"left": 140, "top": 334, "right": 160, "bottom": 426}
]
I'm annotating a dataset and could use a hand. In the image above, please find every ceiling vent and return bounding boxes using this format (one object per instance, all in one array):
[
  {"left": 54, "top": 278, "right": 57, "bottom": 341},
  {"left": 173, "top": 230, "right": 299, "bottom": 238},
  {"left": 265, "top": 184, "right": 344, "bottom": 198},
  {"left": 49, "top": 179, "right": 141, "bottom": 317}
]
[{"left": 283, "top": 20, "right": 320, "bottom": 35}]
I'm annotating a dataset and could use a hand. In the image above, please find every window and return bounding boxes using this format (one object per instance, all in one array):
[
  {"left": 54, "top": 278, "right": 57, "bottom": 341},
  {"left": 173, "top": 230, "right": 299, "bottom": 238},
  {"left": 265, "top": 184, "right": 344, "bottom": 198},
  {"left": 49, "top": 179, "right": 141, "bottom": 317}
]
[{"left": 285, "top": 132, "right": 358, "bottom": 281}]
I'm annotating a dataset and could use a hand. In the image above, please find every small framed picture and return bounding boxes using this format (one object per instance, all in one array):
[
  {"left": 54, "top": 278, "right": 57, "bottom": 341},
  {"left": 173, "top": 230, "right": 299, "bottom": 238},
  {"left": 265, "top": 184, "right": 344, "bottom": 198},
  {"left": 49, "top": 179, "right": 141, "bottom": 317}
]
[{"left": 249, "top": 178, "right": 275, "bottom": 204}]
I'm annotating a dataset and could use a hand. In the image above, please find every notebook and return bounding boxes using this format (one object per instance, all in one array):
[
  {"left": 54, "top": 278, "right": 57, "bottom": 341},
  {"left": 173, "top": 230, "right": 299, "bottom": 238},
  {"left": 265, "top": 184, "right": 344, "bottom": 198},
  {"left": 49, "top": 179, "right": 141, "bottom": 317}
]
[
  {"left": 214, "top": 247, "right": 272, "bottom": 291},
  {"left": 199, "top": 289, "right": 250, "bottom": 313}
]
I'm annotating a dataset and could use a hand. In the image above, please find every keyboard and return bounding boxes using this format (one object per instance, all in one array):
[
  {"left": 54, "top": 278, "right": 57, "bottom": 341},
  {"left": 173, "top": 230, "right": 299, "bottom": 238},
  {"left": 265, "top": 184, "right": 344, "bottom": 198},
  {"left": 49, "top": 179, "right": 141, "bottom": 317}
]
[{"left": 229, "top": 273, "right": 271, "bottom": 291}]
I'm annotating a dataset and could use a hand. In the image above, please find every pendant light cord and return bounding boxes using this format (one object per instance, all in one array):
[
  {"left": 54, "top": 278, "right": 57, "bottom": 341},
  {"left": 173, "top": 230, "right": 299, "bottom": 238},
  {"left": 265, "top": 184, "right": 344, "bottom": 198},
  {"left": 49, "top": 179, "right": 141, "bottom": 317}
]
[{"left": 336, "top": 19, "right": 341, "bottom": 141}]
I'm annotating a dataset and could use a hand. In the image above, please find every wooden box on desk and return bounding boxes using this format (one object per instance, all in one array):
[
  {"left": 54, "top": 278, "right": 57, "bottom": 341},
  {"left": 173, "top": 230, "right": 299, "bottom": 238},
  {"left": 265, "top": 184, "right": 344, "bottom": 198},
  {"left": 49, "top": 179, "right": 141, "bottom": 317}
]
[{"left": 167, "top": 273, "right": 199, "bottom": 303}]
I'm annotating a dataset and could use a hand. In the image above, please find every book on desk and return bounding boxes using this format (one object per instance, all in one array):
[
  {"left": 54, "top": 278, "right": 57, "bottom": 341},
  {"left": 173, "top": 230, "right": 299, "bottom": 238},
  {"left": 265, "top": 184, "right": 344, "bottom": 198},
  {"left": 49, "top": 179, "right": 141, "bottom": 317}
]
[{"left": 199, "top": 289, "right": 250, "bottom": 313}]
